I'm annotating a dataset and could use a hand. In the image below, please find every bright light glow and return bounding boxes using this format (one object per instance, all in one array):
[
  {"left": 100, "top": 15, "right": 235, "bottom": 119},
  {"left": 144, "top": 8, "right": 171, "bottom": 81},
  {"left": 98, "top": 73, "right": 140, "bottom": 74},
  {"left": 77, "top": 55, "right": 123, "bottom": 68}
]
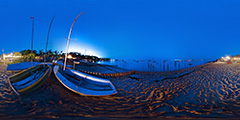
[
  {"left": 226, "top": 56, "right": 230, "bottom": 60},
  {"left": 68, "top": 41, "right": 103, "bottom": 58},
  {"left": 222, "top": 55, "right": 231, "bottom": 61},
  {"left": 54, "top": 38, "right": 105, "bottom": 58},
  {"left": 67, "top": 55, "right": 72, "bottom": 59},
  {"left": 233, "top": 57, "right": 240, "bottom": 60}
]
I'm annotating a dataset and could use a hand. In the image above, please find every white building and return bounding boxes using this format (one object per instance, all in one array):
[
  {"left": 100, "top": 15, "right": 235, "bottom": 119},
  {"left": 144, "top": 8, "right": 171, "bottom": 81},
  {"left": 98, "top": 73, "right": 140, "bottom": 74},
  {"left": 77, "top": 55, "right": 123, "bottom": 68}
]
[{"left": 3, "top": 52, "right": 22, "bottom": 60}]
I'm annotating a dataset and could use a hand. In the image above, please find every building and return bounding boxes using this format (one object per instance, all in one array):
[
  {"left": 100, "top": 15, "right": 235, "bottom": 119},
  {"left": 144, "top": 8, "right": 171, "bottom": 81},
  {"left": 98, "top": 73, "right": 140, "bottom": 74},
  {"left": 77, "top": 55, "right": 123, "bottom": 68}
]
[{"left": 3, "top": 52, "right": 22, "bottom": 61}]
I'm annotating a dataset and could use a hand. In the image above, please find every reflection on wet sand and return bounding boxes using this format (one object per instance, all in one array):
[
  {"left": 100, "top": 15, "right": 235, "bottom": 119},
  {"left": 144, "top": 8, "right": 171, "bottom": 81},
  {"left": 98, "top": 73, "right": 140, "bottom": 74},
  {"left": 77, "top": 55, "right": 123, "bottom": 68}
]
[{"left": 0, "top": 62, "right": 240, "bottom": 119}]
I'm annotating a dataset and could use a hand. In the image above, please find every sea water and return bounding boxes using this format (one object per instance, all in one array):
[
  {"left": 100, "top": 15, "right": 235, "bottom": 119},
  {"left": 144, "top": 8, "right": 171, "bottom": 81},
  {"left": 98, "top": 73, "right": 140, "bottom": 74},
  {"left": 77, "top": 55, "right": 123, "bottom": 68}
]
[{"left": 97, "top": 59, "right": 210, "bottom": 72}]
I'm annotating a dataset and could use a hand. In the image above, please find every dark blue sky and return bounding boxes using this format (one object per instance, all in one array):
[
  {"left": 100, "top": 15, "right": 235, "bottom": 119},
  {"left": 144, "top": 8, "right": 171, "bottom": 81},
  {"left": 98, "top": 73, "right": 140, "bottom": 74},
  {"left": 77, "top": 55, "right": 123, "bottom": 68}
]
[{"left": 1, "top": 0, "right": 240, "bottom": 60}]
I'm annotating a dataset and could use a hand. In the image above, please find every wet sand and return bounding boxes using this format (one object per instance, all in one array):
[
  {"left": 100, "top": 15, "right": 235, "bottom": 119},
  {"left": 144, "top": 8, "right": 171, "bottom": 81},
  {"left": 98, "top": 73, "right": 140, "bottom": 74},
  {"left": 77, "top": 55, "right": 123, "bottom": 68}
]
[{"left": 0, "top": 62, "right": 240, "bottom": 119}]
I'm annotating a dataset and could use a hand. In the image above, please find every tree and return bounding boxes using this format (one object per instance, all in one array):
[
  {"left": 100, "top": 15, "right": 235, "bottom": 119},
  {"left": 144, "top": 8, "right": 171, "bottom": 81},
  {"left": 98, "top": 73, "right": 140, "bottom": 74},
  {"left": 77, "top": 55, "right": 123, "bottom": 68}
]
[
  {"left": 27, "top": 53, "right": 35, "bottom": 60},
  {"left": 48, "top": 49, "right": 53, "bottom": 56},
  {"left": 69, "top": 52, "right": 77, "bottom": 57},
  {"left": 54, "top": 50, "right": 58, "bottom": 56},
  {"left": 23, "top": 49, "right": 31, "bottom": 55},
  {"left": 38, "top": 49, "right": 44, "bottom": 56},
  {"left": 20, "top": 50, "right": 24, "bottom": 55},
  {"left": 33, "top": 50, "right": 37, "bottom": 56},
  {"left": 13, "top": 52, "right": 22, "bottom": 56}
]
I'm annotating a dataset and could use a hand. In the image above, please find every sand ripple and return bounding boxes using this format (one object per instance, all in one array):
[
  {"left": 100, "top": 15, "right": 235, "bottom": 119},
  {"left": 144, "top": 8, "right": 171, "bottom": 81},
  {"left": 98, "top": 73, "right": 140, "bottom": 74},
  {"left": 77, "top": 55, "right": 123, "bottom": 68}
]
[{"left": 0, "top": 62, "right": 240, "bottom": 118}]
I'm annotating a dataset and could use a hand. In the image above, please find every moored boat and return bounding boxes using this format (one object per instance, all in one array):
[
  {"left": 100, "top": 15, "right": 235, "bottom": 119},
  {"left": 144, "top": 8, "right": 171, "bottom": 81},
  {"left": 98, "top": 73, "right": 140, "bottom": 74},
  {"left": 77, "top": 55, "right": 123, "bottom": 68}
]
[
  {"left": 8, "top": 64, "right": 51, "bottom": 95},
  {"left": 53, "top": 65, "right": 117, "bottom": 96}
]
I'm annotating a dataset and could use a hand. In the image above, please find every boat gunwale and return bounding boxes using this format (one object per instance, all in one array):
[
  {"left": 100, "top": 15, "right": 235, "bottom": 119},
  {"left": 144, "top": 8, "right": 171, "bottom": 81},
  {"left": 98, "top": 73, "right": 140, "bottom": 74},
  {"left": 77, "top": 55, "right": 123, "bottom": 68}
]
[
  {"left": 7, "top": 77, "right": 20, "bottom": 96},
  {"left": 53, "top": 65, "right": 118, "bottom": 97},
  {"left": 8, "top": 64, "right": 51, "bottom": 95},
  {"left": 9, "top": 65, "right": 42, "bottom": 83},
  {"left": 18, "top": 64, "right": 51, "bottom": 93}
]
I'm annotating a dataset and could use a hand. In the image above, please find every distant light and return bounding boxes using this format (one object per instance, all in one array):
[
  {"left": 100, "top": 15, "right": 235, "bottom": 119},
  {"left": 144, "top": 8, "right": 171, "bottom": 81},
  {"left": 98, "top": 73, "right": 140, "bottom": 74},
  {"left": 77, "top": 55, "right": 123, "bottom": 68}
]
[
  {"left": 226, "top": 56, "right": 230, "bottom": 60},
  {"left": 67, "top": 42, "right": 103, "bottom": 58},
  {"left": 67, "top": 55, "right": 72, "bottom": 59},
  {"left": 111, "top": 59, "right": 115, "bottom": 62}
]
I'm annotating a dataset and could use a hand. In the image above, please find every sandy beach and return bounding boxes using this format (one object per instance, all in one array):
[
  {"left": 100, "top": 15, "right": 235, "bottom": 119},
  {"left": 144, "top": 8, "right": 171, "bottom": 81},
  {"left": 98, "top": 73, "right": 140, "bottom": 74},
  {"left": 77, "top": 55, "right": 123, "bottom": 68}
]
[
  {"left": 110, "top": 62, "right": 240, "bottom": 117},
  {"left": 0, "top": 62, "right": 240, "bottom": 119}
]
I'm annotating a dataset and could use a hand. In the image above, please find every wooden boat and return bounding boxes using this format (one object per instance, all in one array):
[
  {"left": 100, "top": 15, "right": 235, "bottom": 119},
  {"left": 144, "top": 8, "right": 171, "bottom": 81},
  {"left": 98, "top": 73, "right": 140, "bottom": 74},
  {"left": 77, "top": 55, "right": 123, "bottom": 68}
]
[
  {"left": 8, "top": 64, "right": 51, "bottom": 95},
  {"left": 53, "top": 12, "right": 117, "bottom": 96},
  {"left": 53, "top": 65, "right": 117, "bottom": 96}
]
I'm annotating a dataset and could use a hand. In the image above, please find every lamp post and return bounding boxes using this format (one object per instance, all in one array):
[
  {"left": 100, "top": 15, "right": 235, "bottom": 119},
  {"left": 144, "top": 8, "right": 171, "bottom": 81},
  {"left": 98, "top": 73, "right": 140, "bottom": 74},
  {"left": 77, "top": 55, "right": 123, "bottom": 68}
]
[
  {"left": 2, "top": 48, "right": 4, "bottom": 60},
  {"left": 30, "top": 17, "right": 34, "bottom": 65}
]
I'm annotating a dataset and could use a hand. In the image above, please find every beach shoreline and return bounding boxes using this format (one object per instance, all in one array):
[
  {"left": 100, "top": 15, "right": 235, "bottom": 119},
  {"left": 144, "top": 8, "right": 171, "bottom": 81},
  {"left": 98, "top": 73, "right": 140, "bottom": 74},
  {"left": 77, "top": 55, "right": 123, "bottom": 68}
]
[{"left": 0, "top": 62, "right": 240, "bottom": 118}]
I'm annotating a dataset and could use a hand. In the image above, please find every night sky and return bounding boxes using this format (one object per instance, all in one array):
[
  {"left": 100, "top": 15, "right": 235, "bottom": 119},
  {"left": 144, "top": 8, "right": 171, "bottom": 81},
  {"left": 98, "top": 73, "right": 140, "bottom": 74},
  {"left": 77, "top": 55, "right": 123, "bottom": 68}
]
[{"left": 1, "top": 0, "right": 240, "bottom": 60}]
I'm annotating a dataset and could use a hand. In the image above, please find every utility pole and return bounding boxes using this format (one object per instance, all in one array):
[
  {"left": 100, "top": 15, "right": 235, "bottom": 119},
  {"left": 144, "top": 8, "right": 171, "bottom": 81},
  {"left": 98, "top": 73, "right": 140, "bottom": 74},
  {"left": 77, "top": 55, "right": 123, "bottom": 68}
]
[
  {"left": 2, "top": 48, "right": 4, "bottom": 60},
  {"left": 30, "top": 17, "right": 34, "bottom": 65}
]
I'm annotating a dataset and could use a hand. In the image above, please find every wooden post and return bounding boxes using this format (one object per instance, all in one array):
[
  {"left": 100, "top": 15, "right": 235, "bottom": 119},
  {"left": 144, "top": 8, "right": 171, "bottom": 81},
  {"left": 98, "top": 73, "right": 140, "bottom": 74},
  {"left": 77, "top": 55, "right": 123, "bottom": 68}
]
[
  {"left": 148, "top": 60, "right": 150, "bottom": 71},
  {"left": 167, "top": 59, "right": 169, "bottom": 71},
  {"left": 160, "top": 60, "right": 161, "bottom": 71},
  {"left": 163, "top": 60, "right": 165, "bottom": 71},
  {"left": 178, "top": 61, "right": 180, "bottom": 68},
  {"left": 73, "top": 62, "right": 75, "bottom": 69},
  {"left": 184, "top": 60, "right": 186, "bottom": 68},
  {"left": 152, "top": 58, "right": 154, "bottom": 72}
]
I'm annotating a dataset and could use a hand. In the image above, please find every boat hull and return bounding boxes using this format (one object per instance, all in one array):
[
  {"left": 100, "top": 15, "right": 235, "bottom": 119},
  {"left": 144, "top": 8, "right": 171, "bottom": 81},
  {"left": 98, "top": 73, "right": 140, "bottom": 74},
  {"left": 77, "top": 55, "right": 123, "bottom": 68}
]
[
  {"left": 53, "top": 65, "right": 117, "bottom": 96},
  {"left": 8, "top": 64, "right": 52, "bottom": 95}
]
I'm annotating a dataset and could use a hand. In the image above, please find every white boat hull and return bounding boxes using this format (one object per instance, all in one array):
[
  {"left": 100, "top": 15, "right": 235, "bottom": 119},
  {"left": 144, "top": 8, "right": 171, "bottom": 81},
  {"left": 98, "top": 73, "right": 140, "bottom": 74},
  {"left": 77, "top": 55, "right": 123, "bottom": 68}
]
[{"left": 53, "top": 65, "right": 117, "bottom": 96}]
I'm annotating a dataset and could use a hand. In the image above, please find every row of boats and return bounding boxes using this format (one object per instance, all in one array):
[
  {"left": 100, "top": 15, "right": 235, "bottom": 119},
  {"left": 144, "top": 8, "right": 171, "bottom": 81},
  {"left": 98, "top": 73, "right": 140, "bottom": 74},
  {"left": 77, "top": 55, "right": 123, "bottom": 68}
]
[{"left": 7, "top": 62, "right": 118, "bottom": 96}]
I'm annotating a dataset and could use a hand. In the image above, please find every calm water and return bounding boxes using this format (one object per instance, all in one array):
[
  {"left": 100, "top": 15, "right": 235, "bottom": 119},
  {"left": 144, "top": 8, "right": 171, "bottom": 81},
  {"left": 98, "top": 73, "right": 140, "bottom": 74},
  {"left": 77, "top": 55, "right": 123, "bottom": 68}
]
[{"left": 97, "top": 59, "right": 210, "bottom": 72}]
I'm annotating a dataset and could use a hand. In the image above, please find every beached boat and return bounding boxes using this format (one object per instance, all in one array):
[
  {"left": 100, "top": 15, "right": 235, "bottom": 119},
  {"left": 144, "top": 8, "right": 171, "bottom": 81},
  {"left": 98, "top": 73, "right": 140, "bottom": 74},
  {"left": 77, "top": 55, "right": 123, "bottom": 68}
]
[
  {"left": 8, "top": 64, "right": 51, "bottom": 95},
  {"left": 53, "top": 12, "right": 117, "bottom": 96},
  {"left": 53, "top": 65, "right": 117, "bottom": 96}
]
